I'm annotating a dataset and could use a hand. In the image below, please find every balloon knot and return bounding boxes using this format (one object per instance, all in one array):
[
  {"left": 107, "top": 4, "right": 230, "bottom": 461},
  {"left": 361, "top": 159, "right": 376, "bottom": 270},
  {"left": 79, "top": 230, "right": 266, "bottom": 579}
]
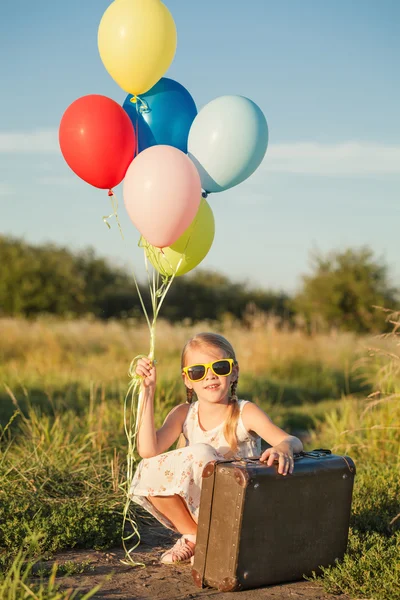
[
  {"left": 130, "top": 96, "right": 137, "bottom": 104},
  {"left": 202, "top": 191, "right": 209, "bottom": 199},
  {"left": 138, "top": 98, "right": 151, "bottom": 114},
  {"left": 108, "top": 189, "right": 114, "bottom": 197}
]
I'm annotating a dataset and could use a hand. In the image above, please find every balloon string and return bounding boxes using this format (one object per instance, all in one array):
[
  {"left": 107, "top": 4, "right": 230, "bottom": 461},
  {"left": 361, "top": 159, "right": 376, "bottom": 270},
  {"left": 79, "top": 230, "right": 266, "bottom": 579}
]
[
  {"left": 121, "top": 256, "right": 183, "bottom": 567},
  {"left": 122, "top": 214, "right": 200, "bottom": 565},
  {"left": 135, "top": 101, "right": 140, "bottom": 157},
  {"left": 138, "top": 204, "right": 201, "bottom": 278},
  {"left": 102, "top": 190, "right": 124, "bottom": 240},
  {"left": 104, "top": 92, "right": 188, "bottom": 566},
  {"left": 119, "top": 91, "right": 164, "bottom": 567}
]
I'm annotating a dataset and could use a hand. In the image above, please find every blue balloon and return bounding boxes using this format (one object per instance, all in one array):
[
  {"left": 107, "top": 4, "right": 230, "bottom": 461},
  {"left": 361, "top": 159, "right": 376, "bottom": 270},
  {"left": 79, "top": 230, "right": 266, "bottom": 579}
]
[
  {"left": 188, "top": 95, "right": 268, "bottom": 193},
  {"left": 123, "top": 78, "right": 197, "bottom": 154}
]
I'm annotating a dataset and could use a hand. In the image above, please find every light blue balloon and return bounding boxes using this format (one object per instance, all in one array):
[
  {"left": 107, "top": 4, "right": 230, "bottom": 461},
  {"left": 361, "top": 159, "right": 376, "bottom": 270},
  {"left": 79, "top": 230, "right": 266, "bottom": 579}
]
[
  {"left": 188, "top": 95, "right": 268, "bottom": 194},
  {"left": 123, "top": 78, "right": 197, "bottom": 154}
]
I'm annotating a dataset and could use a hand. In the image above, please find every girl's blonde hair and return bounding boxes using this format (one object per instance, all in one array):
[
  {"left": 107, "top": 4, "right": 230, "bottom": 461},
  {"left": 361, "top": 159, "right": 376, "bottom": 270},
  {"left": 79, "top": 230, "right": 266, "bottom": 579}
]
[{"left": 180, "top": 332, "right": 240, "bottom": 452}]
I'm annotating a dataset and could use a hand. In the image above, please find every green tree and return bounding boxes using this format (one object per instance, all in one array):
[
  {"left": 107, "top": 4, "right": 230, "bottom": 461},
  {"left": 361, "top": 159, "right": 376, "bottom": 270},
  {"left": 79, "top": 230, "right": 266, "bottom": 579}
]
[
  {"left": 0, "top": 237, "right": 86, "bottom": 316},
  {"left": 0, "top": 236, "right": 291, "bottom": 323},
  {"left": 74, "top": 248, "right": 138, "bottom": 318},
  {"left": 163, "top": 269, "right": 291, "bottom": 323},
  {"left": 0, "top": 236, "right": 140, "bottom": 318},
  {"left": 294, "top": 247, "right": 398, "bottom": 333}
]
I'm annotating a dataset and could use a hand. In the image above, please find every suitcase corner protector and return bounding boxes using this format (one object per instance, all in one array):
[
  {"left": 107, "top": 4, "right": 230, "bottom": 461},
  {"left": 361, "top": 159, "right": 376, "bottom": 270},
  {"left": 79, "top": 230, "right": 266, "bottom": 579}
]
[
  {"left": 191, "top": 568, "right": 203, "bottom": 588},
  {"left": 202, "top": 460, "right": 217, "bottom": 478},
  {"left": 234, "top": 466, "right": 251, "bottom": 487},
  {"left": 218, "top": 577, "right": 241, "bottom": 592}
]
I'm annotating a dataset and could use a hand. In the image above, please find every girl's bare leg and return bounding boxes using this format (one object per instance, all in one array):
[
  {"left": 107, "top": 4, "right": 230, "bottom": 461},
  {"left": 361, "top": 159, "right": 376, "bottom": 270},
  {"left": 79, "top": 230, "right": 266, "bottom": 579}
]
[{"left": 148, "top": 495, "right": 197, "bottom": 535}]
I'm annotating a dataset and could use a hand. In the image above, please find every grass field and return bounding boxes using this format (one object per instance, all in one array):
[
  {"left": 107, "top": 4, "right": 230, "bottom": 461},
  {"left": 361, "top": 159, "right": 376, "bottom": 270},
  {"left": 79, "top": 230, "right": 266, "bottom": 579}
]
[{"left": 0, "top": 315, "right": 399, "bottom": 599}]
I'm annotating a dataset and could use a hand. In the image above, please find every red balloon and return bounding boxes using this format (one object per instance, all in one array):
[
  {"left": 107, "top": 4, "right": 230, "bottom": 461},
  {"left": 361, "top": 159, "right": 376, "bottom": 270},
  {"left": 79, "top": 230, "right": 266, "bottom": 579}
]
[{"left": 59, "top": 94, "right": 135, "bottom": 189}]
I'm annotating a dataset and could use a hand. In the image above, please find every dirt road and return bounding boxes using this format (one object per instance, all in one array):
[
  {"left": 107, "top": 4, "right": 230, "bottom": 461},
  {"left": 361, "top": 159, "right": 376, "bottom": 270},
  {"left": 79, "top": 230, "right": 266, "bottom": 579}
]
[{"left": 53, "top": 525, "right": 349, "bottom": 600}]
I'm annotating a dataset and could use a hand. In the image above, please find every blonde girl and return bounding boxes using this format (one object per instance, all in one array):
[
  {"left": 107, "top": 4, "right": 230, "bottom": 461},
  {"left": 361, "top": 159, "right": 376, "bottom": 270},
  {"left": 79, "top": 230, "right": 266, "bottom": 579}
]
[{"left": 130, "top": 332, "right": 303, "bottom": 564}]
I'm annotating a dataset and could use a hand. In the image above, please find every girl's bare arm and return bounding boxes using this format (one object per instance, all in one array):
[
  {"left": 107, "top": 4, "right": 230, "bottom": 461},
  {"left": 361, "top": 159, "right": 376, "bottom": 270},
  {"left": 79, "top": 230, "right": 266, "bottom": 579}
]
[
  {"left": 137, "top": 393, "right": 189, "bottom": 458},
  {"left": 135, "top": 357, "right": 189, "bottom": 458},
  {"left": 242, "top": 402, "right": 303, "bottom": 475}
]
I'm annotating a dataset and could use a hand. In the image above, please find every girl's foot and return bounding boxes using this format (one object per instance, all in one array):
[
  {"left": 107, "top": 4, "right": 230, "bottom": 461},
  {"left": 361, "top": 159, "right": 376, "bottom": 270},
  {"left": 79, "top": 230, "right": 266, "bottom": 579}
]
[{"left": 160, "top": 536, "right": 196, "bottom": 564}]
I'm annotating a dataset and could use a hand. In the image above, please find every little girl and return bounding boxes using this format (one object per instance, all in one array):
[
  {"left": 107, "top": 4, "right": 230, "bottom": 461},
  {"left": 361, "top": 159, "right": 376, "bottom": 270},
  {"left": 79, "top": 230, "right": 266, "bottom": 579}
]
[{"left": 130, "top": 332, "right": 303, "bottom": 564}]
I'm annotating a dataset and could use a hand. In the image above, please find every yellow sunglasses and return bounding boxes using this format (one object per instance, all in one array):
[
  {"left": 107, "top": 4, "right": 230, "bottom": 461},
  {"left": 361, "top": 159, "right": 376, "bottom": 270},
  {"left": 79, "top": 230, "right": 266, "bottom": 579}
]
[{"left": 182, "top": 358, "right": 235, "bottom": 382}]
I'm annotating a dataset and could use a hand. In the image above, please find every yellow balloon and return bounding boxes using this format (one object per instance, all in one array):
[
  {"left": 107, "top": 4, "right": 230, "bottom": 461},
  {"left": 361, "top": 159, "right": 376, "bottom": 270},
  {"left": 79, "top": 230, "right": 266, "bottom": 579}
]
[
  {"left": 143, "top": 198, "right": 215, "bottom": 277},
  {"left": 98, "top": 0, "right": 177, "bottom": 96}
]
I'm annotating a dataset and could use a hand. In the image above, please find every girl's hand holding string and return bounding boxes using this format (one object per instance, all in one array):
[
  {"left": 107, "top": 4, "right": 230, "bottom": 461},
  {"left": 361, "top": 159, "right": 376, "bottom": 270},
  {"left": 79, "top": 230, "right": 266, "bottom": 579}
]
[{"left": 135, "top": 357, "right": 157, "bottom": 389}]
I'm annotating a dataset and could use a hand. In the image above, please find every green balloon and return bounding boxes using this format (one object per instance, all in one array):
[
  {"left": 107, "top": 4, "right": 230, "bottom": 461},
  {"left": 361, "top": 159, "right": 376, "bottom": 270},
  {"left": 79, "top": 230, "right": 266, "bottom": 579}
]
[{"left": 144, "top": 197, "right": 215, "bottom": 276}]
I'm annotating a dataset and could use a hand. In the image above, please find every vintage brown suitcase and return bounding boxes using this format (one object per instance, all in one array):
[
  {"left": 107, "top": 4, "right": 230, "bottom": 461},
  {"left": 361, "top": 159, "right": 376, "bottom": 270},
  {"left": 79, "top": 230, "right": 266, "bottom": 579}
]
[{"left": 192, "top": 449, "right": 356, "bottom": 592}]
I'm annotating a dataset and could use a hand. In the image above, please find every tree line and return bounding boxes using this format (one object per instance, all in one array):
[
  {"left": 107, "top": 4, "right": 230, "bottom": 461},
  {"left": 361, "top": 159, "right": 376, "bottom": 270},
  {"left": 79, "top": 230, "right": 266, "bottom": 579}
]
[{"left": 0, "top": 235, "right": 397, "bottom": 333}]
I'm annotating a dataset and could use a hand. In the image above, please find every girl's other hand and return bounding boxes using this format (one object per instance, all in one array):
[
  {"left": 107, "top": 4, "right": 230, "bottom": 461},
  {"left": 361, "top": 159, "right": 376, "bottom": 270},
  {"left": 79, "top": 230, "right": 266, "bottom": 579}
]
[
  {"left": 260, "top": 442, "right": 294, "bottom": 476},
  {"left": 135, "top": 357, "right": 157, "bottom": 388}
]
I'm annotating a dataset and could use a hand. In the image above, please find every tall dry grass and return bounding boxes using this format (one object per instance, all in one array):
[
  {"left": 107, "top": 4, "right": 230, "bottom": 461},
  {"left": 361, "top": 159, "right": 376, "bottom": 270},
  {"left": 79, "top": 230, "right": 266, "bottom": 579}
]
[
  {"left": 1, "top": 313, "right": 388, "bottom": 383},
  {"left": 311, "top": 310, "right": 400, "bottom": 465}
]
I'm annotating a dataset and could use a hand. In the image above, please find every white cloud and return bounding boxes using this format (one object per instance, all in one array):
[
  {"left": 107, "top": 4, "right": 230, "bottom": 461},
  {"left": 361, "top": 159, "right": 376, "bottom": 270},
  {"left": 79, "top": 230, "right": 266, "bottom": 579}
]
[
  {"left": 0, "top": 131, "right": 399, "bottom": 178},
  {"left": 264, "top": 142, "right": 400, "bottom": 176},
  {"left": 0, "top": 129, "right": 58, "bottom": 153}
]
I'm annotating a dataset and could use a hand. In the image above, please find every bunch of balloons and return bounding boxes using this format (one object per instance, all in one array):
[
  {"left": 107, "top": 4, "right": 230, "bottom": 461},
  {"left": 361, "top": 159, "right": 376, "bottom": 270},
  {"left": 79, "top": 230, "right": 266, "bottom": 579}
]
[{"left": 59, "top": 0, "right": 268, "bottom": 277}]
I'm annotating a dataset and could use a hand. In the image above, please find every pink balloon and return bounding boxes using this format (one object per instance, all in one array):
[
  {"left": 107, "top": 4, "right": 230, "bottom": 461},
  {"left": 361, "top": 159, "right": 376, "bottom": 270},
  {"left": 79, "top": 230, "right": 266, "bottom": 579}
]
[{"left": 123, "top": 145, "right": 201, "bottom": 247}]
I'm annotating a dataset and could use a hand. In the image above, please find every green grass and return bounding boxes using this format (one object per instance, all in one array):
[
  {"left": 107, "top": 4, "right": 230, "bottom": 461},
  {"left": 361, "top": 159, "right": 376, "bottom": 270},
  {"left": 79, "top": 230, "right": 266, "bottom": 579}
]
[
  {"left": 0, "top": 407, "right": 124, "bottom": 571},
  {"left": 0, "top": 536, "right": 100, "bottom": 599},
  {"left": 306, "top": 334, "right": 400, "bottom": 600},
  {"left": 314, "top": 465, "right": 400, "bottom": 600},
  {"left": 0, "top": 316, "right": 399, "bottom": 599}
]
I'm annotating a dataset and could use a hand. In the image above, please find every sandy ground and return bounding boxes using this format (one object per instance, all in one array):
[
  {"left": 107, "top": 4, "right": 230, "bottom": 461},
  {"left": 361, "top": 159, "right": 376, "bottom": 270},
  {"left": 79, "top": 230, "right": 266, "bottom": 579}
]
[{"left": 50, "top": 524, "right": 350, "bottom": 600}]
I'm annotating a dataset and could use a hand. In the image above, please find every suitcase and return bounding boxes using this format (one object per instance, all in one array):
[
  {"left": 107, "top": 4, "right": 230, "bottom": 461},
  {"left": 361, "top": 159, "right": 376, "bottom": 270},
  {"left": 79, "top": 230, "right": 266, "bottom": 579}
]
[{"left": 192, "top": 449, "right": 356, "bottom": 592}]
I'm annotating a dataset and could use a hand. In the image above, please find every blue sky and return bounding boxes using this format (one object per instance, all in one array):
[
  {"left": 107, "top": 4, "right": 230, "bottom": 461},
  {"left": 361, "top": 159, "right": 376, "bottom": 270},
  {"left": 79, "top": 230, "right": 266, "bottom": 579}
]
[{"left": 1, "top": 0, "right": 399, "bottom": 292}]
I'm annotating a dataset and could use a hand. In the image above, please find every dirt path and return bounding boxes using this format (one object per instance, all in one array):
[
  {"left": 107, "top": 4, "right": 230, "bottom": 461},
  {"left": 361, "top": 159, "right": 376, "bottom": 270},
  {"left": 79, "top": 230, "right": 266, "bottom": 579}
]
[{"left": 53, "top": 525, "right": 350, "bottom": 600}]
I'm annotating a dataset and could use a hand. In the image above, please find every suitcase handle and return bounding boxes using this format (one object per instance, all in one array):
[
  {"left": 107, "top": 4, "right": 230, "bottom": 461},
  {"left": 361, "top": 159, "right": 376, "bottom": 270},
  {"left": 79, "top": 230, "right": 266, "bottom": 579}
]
[
  {"left": 296, "top": 449, "right": 332, "bottom": 459},
  {"left": 240, "top": 448, "right": 332, "bottom": 464}
]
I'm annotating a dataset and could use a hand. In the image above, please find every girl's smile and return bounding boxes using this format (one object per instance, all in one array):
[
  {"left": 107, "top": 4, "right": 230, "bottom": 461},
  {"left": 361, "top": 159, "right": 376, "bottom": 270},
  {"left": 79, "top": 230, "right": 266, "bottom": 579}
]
[{"left": 204, "top": 383, "right": 220, "bottom": 390}]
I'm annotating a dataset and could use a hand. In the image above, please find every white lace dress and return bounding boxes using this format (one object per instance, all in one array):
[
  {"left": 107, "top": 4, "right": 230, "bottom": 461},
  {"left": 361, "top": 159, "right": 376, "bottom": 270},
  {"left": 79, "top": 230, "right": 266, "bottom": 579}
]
[{"left": 129, "top": 399, "right": 261, "bottom": 531}]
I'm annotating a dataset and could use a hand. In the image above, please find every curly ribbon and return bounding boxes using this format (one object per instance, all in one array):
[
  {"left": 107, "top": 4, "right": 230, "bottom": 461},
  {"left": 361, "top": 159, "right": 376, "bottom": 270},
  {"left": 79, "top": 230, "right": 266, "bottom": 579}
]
[
  {"left": 121, "top": 254, "right": 184, "bottom": 566},
  {"left": 102, "top": 189, "right": 124, "bottom": 240},
  {"left": 118, "top": 195, "right": 198, "bottom": 566}
]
